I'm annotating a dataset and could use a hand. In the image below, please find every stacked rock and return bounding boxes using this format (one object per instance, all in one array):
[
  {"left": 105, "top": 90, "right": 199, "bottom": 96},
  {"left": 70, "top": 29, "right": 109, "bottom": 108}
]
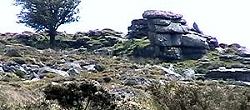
[
  {"left": 128, "top": 19, "right": 148, "bottom": 39},
  {"left": 128, "top": 10, "right": 213, "bottom": 60}
]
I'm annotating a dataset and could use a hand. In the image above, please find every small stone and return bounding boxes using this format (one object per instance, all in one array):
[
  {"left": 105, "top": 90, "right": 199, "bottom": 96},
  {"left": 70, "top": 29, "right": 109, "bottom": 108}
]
[
  {"left": 103, "top": 76, "right": 112, "bottom": 83},
  {"left": 77, "top": 47, "right": 87, "bottom": 52},
  {"left": 14, "top": 66, "right": 28, "bottom": 78},
  {"left": 124, "top": 77, "right": 139, "bottom": 86},
  {"left": 154, "top": 65, "right": 184, "bottom": 80},
  {"left": 93, "top": 47, "right": 113, "bottom": 55},
  {"left": 123, "top": 76, "right": 151, "bottom": 86},
  {"left": 83, "top": 64, "right": 96, "bottom": 71},
  {"left": 94, "top": 64, "right": 105, "bottom": 72},
  {"left": 29, "top": 64, "right": 40, "bottom": 69},
  {"left": 63, "top": 62, "right": 82, "bottom": 71},
  {"left": 0, "top": 67, "right": 4, "bottom": 73},
  {"left": 183, "top": 69, "right": 195, "bottom": 80},
  {"left": 38, "top": 67, "right": 69, "bottom": 77},
  {"left": 67, "top": 68, "right": 80, "bottom": 76}
]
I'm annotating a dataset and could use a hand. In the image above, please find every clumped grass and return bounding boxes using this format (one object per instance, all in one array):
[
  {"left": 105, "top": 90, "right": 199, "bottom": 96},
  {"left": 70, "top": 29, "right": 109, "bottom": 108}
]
[
  {"left": 43, "top": 81, "right": 116, "bottom": 110},
  {"left": 150, "top": 81, "right": 250, "bottom": 110},
  {"left": 205, "top": 50, "right": 220, "bottom": 61},
  {"left": 0, "top": 79, "right": 117, "bottom": 110}
]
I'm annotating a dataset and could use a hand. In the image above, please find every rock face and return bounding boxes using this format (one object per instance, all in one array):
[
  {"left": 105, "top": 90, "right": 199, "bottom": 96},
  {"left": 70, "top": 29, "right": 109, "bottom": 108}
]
[
  {"left": 127, "top": 10, "right": 218, "bottom": 60},
  {"left": 128, "top": 19, "right": 148, "bottom": 39},
  {"left": 206, "top": 67, "right": 250, "bottom": 81}
]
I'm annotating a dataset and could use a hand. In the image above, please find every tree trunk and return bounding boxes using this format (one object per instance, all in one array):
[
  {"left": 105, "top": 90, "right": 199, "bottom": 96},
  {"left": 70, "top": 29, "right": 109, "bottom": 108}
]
[
  {"left": 48, "top": 29, "right": 57, "bottom": 47},
  {"left": 49, "top": 35, "right": 55, "bottom": 46}
]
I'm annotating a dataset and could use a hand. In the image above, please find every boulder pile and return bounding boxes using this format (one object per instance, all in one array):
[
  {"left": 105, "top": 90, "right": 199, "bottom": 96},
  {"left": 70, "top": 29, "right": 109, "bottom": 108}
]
[
  {"left": 2, "top": 29, "right": 124, "bottom": 50},
  {"left": 128, "top": 10, "right": 218, "bottom": 60},
  {"left": 203, "top": 44, "right": 250, "bottom": 82}
]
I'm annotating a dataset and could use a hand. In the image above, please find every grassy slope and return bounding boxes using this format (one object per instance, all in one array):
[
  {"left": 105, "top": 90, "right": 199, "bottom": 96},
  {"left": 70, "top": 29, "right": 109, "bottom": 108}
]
[{"left": 0, "top": 34, "right": 250, "bottom": 109}]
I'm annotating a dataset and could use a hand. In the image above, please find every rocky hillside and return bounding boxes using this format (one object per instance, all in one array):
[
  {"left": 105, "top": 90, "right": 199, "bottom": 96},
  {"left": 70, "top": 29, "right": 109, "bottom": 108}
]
[{"left": 0, "top": 10, "right": 250, "bottom": 110}]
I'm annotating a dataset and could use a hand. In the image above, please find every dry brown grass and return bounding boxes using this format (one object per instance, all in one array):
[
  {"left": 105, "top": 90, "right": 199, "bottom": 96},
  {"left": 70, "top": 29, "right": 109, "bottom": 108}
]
[
  {"left": 150, "top": 81, "right": 250, "bottom": 110},
  {"left": 0, "top": 82, "right": 42, "bottom": 109}
]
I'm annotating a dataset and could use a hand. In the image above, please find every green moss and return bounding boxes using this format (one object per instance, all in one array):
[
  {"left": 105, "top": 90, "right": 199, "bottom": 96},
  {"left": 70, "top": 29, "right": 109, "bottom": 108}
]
[
  {"left": 205, "top": 50, "right": 220, "bottom": 61},
  {"left": 9, "top": 57, "right": 26, "bottom": 64},
  {"left": 31, "top": 39, "right": 50, "bottom": 49},
  {"left": 0, "top": 73, "right": 22, "bottom": 81},
  {"left": 113, "top": 37, "right": 150, "bottom": 56},
  {"left": 14, "top": 70, "right": 26, "bottom": 79},
  {"left": 174, "top": 60, "right": 197, "bottom": 69},
  {"left": 44, "top": 73, "right": 58, "bottom": 79},
  {"left": 87, "top": 39, "right": 102, "bottom": 45},
  {"left": 134, "top": 38, "right": 151, "bottom": 48}
]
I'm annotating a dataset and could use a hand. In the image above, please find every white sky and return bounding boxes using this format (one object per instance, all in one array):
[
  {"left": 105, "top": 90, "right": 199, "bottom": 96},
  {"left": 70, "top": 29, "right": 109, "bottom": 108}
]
[{"left": 0, "top": 0, "right": 250, "bottom": 47}]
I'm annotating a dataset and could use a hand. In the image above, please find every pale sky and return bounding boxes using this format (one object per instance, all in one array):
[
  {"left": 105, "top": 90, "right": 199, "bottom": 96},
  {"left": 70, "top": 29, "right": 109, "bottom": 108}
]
[{"left": 0, "top": 0, "right": 250, "bottom": 47}]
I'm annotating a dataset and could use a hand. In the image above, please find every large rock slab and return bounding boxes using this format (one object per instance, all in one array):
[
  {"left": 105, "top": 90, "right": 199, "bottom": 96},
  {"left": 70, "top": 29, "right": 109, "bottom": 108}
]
[
  {"left": 205, "top": 67, "right": 250, "bottom": 81},
  {"left": 181, "top": 47, "right": 207, "bottom": 59},
  {"left": 148, "top": 32, "right": 208, "bottom": 49},
  {"left": 38, "top": 67, "right": 69, "bottom": 77},
  {"left": 181, "top": 34, "right": 209, "bottom": 49},
  {"left": 131, "top": 19, "right": 147, "bottom": 25},
  {"left": 148, "top": 32, "right": 182, "bottom": 47},
  {"left": 147, "top": 19, "right": 171, "bottom": 26},
  {"left": 143, "top": 10, "right": 183, "bottom": 20},
  {"left": 132, "top": 45, "right": 182, "bottom": 60},
  {"left": 148, "top": 23, "right": 189, "bottom": 34},
  {"left": 239, "top": 48, "right": 250, "bottom": 57}
]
